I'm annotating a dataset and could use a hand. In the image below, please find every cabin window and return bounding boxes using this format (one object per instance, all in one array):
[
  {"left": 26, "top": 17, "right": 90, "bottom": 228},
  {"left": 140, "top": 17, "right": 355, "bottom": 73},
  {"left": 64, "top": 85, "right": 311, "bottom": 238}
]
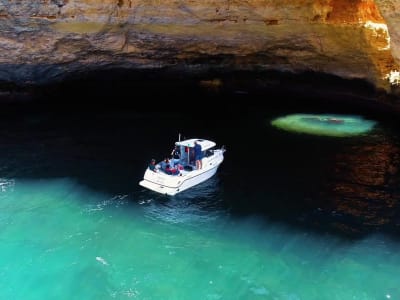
[{"left": 205, "top": 149, "right": 214, "bottom": 157}]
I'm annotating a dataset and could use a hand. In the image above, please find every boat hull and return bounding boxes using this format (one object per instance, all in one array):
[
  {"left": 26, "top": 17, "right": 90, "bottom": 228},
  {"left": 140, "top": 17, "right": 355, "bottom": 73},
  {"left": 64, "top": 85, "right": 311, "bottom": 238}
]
[
  {"left": 139, "top": 165, "right": 219, "bottom": 196},
  {"left": 139, "top": 148, "right": 225, "bottom": 196}
]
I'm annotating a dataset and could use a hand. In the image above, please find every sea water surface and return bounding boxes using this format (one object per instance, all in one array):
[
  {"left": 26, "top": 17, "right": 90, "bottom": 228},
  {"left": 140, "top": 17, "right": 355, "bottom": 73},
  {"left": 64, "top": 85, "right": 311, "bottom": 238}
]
[{"left": 0, "top": 101, "right": 400, "bottom": 299}]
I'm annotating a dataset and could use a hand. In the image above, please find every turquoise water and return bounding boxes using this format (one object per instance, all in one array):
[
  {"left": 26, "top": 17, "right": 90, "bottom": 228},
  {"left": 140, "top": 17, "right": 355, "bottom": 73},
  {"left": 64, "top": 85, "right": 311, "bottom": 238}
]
[
  {"left": 1, "top": 177, "right": 399, "bottom": 299},
  {"left": 0, "top": 109, "right": 399, "bottom": 299}
]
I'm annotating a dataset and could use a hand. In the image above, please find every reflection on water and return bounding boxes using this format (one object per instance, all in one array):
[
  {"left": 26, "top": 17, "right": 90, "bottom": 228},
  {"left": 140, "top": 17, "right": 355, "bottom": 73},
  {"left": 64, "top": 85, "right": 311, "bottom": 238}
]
[{"left": 306, "top": 131, "right": 400, "bottom": 237}]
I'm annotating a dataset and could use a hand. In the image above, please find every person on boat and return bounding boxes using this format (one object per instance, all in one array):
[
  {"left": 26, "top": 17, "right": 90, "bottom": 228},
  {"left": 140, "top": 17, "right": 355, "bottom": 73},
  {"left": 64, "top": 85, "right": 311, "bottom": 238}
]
[
  {"left": 148, "top": 159, "right": 157, "bottom": 172},
  {"left": 170, "top": 146, "right": 180, "bottom": 168},
  {"left": 194, "top": 141, "right": 203, "bottom": 169},
  {"left": 160, "top": 157, "right": 170, "bottom": 171},
  {"left": 160, "top": 157, "right": 180, "bottom": 175},
  {"left": 165, "top": 164, "right": 180, "bottom": 175}
]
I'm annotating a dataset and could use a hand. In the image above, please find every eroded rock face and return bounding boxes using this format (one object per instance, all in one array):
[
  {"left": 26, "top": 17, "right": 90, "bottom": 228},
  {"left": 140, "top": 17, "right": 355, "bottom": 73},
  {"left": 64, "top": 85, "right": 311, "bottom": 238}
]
[{"left": 0, "top": 0, "right": 399, "bottom": 94}]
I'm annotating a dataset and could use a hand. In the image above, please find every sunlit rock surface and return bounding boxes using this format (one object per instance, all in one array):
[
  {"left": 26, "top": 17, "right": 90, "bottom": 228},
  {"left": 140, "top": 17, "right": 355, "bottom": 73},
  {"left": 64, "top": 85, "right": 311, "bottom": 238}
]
[
  {"left": 0, "top": 0, "right": 399, "bottom": 95},
  {"left": 271, "top": 114, "right": 377, "bottom": 137}
]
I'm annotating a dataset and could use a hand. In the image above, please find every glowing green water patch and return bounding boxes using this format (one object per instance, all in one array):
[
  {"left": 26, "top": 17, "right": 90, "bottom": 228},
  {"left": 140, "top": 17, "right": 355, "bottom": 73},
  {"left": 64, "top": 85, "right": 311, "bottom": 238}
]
[{"left": 271, "top": 114, "right": 377, "bottom": 137}]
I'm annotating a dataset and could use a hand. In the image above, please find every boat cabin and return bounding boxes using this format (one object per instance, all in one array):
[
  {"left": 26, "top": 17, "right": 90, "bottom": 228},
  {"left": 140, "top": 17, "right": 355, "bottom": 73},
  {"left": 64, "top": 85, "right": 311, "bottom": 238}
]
[
  {"left": 175, "top": 138, "right": 216, "bottom": 168},
  {"left": 140, "top": 137, "right": 225, "bottom": 195}
]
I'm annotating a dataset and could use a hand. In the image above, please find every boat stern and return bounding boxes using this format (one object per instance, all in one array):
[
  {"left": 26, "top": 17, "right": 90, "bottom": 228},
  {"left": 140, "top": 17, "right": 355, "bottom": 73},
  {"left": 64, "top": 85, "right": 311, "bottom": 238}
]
[
  {"left": 139, "top": 179, "right": 179, "bottom": 196},
  {"left": 139, "top": 169, "right": 183, "bottom": 196}
]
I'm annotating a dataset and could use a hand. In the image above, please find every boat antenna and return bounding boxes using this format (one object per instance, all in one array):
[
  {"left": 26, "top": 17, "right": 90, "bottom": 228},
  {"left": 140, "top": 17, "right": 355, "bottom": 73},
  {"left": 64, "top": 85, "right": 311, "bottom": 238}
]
[{"left": 178, "top": 133, "right": 181, "bottom": 142}]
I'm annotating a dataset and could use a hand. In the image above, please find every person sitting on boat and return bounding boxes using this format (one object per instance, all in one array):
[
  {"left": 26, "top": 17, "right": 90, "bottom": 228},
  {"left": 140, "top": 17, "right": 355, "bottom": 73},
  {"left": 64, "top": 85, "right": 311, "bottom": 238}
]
[
  {"left": 170, "top": 146, "right": 181, "bottom": 168},
  {"left": 160, "top": 157, "right": 180, "bottom": 175},
  {"left": 148, "top": 159, "right": 157, "bottom": 172},
  {"left": 160, "top": 157, "right": 170, "bottom": 171},
  {"left": 165, "top": 164, "right": 180, "bottom": 175}
]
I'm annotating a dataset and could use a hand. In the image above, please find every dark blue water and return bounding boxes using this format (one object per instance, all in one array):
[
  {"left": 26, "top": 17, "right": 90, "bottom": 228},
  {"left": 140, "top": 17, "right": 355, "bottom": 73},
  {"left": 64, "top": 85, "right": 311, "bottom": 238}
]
[{"left": 1, "top": 77, "right": 400, "bottom": 299}]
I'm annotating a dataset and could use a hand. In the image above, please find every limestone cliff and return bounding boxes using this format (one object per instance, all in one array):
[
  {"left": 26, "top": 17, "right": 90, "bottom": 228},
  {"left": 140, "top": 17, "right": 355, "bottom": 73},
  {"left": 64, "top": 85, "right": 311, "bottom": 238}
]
[{"left": 0, "top": 0, "right": 399, "bottom": 95}]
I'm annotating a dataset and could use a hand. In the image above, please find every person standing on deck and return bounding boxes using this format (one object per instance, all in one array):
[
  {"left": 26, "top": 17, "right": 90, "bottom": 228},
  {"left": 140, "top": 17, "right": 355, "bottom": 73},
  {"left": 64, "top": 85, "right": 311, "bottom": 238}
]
[{"left": 194, "top": 141, "right": 203, "bottom": 170}]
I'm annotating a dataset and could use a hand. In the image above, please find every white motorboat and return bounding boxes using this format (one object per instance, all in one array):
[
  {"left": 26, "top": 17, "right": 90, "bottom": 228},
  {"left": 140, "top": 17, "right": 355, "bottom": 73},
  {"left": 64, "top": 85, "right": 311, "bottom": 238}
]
[{"left": 139, "top": 137, "right": 226, "bottom": 196}]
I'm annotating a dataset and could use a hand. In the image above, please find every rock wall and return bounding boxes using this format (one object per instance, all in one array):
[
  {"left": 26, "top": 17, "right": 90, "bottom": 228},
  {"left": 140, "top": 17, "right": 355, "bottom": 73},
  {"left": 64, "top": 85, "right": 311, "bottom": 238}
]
[{"left": 0, "top": 0, "right": 399, "bottom": 94}]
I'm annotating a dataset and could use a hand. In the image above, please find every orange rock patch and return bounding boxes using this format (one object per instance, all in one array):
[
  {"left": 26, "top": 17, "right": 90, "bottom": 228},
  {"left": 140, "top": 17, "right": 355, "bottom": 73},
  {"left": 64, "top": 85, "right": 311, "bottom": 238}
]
[{"left": 327, "top": 0, "right": 384, "bottom": 23}]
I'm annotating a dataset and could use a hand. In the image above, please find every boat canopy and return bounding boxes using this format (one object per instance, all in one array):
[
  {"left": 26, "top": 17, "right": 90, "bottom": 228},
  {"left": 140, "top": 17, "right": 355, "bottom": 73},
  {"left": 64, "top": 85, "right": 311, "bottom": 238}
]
[{"left": 175, "top": 138, "right": 216, "bottom": 151}]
